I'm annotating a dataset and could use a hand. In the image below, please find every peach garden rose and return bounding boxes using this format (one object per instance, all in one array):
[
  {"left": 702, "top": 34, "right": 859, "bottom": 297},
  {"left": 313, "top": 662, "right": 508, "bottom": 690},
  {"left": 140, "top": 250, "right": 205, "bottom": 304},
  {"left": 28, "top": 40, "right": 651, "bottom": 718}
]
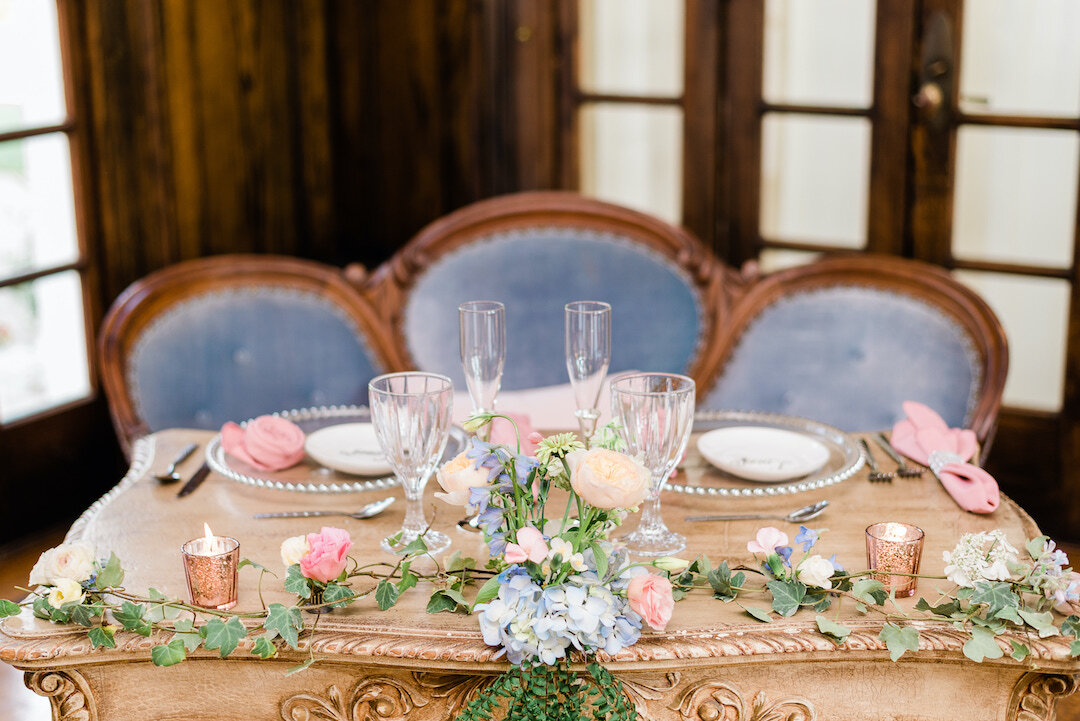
[
  {"left": 435, "top": 450, "right": 491, "bottom": 507},
  {"left": 565, "top": 448, "right": 649, "bottom": 510}
]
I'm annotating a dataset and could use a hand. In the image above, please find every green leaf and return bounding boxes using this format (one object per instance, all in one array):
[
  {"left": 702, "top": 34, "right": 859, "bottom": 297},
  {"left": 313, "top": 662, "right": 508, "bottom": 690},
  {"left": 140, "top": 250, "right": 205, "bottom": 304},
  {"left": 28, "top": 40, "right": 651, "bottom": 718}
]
[
  {"left": 199, "top": 616, "right": 246, "bottom": 658},
  {"left": 963, "top": 626, "right": 1004, "bottom": 663},
  {"left": 879, "top": 623, "right": 920, "bottom": 661},
  {"left": 31, "top": 597, "right": 52, "bottom": 620},
  {"left": 1070, "top": 640, "right": 1080, "bottom": 658},
  {"left": 739, "top": 604, "right": 772, "bottom": 623},
  {"left": 400, "top": 536, "right": 429, "bottom": 556},
  {"left": 0, "top": 599, "right": 20, "bottom": 618},
  {"left": 263, "top": 604, "right": 304, "bottom": 650},
  {"left": 914, "top": 597, "right": 962, "bottom": 617},
  {"left": 285, "top": 658, "right": 315, "bottom": 675},
  {"left": 445, "top": 551, "right": 475, "bottom": 573},
  {"left": 1062, "top": 615, "right": 1080, "bottom": 637},
  {"left": 96, "top": 553, "right": 124, "bottom": 589},
  {"left": 590, "top": 542, "right": 609, "bottom": 579},
  {"left": 284, "top": 565, "right": 311, "bottom": 599},
  {"left": 815, "top": 615, "right": 851, "bottom": 645},
  {"left": 251, "top": 635, "right": 278, "bottom": 659},
  {"left": 68, "top": 604, "right": 97, "bottom": 628},
  {"left": 472, "top": 575, "right": 502, "bottom": 609},
  {"left": 427, "top": 590, "right": 468, "bottom": 614},
  {"left": 994, "top": 605, "right": 1023, "bottom": 625},
  {"left": 852, "top": 578, "right": 887, "bottom": 606},
  {"left": 145, "top": 588, "right": 181, "bottom": 623},
  {"left": 170, "top": 618, "right": 203, "bottom": 652},
  {"left": 237, "top": 558, "right": 276, "bottom": 577},
  {"left": 88, "top": 625, "right": 116, "bottom": 649},
  {"left": 1010, "top": 641, "right": 1031, "bottom": 661},
  {"left": 1017, "top": 608, "right": 1060, "bottom": 638},
  {"left": 707, "top": 562, "right": 741, "bottom": 601},
  {"left": 767, "top": 579, "right": 806, "bottom": 617},
  {"left": 322, "top": 583, "right": 354, "bottom": 609},
  {"left": 1026, "top": 535, "right": 1049, "bottom": 560},
  {"left": 812, "top": 595, "right": 832, "bottom": 613},
  {"left": 114, "top": 602, "right": 152, "bottom": 636},
  {"left": 375, "top": 580, "right": 400, "bottom": 611},
  {"left": 971, "top": 581, "right": 1019, "bottom": 617},
  {"left": 151, "top": 639, "right": 187, "bottom": 667},
  {"left": 396, "top": 571, "right": 418, "bottom": 594}
]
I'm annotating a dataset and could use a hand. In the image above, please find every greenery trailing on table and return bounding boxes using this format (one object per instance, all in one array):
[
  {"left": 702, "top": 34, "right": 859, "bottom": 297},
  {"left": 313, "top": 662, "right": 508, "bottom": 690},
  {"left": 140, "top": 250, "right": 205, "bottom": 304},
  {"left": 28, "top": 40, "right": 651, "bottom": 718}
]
[{"left": 3, "top": 415, "right": 1079, "bottom": 721}]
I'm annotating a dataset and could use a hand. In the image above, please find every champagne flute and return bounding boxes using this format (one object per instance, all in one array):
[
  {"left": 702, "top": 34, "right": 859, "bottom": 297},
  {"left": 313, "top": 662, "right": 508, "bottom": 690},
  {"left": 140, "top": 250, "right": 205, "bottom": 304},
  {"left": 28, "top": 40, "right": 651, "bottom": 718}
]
[
  {"left": 565, "top": 301, "right": 611, "bottom": 444},
  {"left": 369, "top": 372, "right": 454, "bottom": 555},
  {"left": 611, "top": 372, "right": 695, "bottom": 556},
  {"left": 459, "top": 300, "right": 505, "bottom": 440}
]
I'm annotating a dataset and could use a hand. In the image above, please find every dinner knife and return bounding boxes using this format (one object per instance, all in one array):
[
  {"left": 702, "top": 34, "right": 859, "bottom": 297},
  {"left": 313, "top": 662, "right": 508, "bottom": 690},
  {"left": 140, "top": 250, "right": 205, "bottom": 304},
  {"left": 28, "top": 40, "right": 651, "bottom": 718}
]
[{"left": 177, "top": 462, "right": 211, "bottom": 497}]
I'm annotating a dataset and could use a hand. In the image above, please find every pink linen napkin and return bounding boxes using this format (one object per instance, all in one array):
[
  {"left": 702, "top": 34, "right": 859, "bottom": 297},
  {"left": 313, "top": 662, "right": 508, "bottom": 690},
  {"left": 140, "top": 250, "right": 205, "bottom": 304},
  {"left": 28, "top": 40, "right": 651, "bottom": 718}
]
[
  {"left": 221, "top": 415, "right": 306, "bottom": 471},
  {"left": 488, "top": 412, "right": 541, "bottom": 456},
  {"left": 890, "top": 401, "right": 999, "bottom": 514}
]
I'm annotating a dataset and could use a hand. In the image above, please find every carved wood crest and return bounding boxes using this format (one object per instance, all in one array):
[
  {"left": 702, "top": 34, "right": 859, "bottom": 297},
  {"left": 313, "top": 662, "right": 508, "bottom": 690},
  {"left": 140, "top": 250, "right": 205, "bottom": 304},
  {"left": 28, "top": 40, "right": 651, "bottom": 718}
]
[
  {"left": 669, "top": 678, "right": 816, "bottom": 721},
  {"left": 25, "top": 670, "right": 97, "bottom": 721},
  {"left": 280, "top": 676, "right": 428, "bottom": 721}
]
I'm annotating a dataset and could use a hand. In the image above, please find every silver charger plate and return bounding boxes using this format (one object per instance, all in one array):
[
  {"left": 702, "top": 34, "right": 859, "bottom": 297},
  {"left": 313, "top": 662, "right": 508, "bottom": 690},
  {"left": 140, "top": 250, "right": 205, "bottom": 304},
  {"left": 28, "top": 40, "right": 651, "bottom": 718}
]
[
  {"left": 666, "top": 409, "right": 865, "bottom": 498},
  {"left": 205, "top": 405, "right": 468, "bottom": 493}
]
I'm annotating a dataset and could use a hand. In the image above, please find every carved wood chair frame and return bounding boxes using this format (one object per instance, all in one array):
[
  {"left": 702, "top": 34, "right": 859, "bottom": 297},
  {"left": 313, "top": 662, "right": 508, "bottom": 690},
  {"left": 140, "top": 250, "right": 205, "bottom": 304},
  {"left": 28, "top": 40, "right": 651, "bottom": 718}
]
[{"left": 98, "top": 254, "right": 399, "bottom": 454}]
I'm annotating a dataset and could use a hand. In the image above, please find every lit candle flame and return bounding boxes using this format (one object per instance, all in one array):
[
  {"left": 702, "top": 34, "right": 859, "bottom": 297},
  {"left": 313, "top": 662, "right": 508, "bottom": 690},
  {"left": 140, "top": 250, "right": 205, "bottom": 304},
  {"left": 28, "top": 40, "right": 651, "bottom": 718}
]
[{"left": 201, "top": 522, "right": 223, "bottom": 554}]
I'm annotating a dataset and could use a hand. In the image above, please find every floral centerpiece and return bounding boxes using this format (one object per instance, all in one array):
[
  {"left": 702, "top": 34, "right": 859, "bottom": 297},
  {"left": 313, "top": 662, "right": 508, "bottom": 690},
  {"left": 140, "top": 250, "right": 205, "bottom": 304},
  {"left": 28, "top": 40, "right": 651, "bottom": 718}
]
[{"left": 4, "top": 416, "right": 1080, "bottom": 721}]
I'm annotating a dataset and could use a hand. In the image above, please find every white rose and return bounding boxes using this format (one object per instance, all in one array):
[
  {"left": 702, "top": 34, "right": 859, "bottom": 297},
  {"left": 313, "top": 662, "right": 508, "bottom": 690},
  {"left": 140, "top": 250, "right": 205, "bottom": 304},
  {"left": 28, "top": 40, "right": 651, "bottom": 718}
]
[
  {"left": 28, "top": 541, "right": 96, "bottom": 586},
  {"left": 280, "top": 535, "right": 310, "bottom": 567},
  {"left": 46, "top": 578, "right": 85, "bottom": 609},
  {"left": 797, "top": 554, "right": 835, "bottom": 589},
  {"left": 565, "top": 449, "right": 650, "bottom": 510},
  {"left": 434, "top": 451, "right": 490, "bottom": 507}
]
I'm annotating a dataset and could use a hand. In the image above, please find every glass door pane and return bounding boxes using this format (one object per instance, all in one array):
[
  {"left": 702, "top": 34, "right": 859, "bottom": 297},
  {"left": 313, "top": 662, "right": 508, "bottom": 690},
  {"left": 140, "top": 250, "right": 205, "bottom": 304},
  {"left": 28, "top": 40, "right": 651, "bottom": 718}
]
[{"left": 0, "top": 0, "right": 67, "bottom": 133}]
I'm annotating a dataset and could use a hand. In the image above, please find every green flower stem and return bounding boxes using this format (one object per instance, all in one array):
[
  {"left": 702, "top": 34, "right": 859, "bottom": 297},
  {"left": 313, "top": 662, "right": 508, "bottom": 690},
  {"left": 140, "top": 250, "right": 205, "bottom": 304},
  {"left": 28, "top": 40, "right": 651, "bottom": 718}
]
[{"left": 489, "top": 413, "right": 522, "bottom": 454}]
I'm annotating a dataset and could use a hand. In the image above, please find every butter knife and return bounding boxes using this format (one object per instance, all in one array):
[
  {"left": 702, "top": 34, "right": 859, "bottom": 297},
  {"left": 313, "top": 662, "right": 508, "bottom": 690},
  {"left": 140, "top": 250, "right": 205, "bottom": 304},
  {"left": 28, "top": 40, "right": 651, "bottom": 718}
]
[{"left": 177, "top": 462, "right": 211, "bottom": 497}]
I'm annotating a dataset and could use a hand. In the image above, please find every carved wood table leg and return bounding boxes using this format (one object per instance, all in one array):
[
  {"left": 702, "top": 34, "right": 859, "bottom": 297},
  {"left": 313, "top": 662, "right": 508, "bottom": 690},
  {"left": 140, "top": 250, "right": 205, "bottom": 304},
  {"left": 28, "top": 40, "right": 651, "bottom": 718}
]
[
  {"left": 24, "top": 670, "right": 97, "bottom": 721},
  {"left": 1009, "top": 673, "right": 1080, "bottom": 721}
]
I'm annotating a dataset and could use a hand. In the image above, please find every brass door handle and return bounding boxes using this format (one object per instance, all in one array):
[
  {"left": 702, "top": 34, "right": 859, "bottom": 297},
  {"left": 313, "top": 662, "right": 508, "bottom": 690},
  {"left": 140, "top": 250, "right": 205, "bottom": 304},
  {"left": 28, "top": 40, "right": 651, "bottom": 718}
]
[{"left": 913, "top": 82, "right": 945, "bottom": 113}]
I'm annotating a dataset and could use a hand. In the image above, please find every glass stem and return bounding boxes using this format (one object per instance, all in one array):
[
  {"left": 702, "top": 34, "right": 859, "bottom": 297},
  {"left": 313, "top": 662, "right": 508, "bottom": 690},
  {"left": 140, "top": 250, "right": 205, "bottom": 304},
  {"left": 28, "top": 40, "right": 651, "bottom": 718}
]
[
  {"left": 576, "top": 413, "right": 599, "bottom": 446},
  {"left": 640, "top": 487, "right": 668, "bottom": 534},
  {"left": 402, "top": 487, "right": 428, "bottom": 540}
]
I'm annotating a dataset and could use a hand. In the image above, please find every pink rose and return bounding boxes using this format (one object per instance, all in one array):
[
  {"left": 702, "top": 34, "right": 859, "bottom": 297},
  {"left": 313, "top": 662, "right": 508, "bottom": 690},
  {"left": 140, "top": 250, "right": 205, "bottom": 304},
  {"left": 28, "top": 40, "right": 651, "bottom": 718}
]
[
  {"left": 747, "top": 527, "right": 788, "bottom": 554},
  {"left": 504, "top": 526, "right": 548, "bottom": 564},
  {"left": 628, "top": 573, "right": 675, "bottom": 631},
  {"left": 221, "top": 415, "right": 305, "bottom": 471},
  {"left": 435, "top": 451, "right": 490, "bottom": 506},
  {"left": 299, "top": 527, "right": 352, "bottom": 583},
  {"left": 565, "top": 449, "right": 650, "bottom": 510}
]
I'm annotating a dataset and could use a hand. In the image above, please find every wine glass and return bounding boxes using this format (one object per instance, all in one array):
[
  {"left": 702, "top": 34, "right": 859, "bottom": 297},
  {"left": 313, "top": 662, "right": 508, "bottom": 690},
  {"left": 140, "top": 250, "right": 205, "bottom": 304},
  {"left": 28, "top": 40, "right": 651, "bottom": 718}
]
[
  {"left": 368, "top": 372, "right": 454, "bottom": 555},
  {"left": 459, "top": 300, "right": 505, "bottom": 441},
  {"left": 565, "top": 301, "right": 611, "bottom": 444},
  {"left": 610, "top": 372, "right": 695, "bottom": 556}
]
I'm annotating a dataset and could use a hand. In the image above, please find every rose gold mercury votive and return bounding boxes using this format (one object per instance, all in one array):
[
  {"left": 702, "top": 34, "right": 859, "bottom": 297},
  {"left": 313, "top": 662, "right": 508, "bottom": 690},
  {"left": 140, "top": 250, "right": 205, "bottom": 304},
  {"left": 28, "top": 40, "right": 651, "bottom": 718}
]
[
  {"left": 865, "top": 522, "right": 924, "bottom": 598},
  {"left": 181, "top": 530, "right": 240, "bottom": 610}
]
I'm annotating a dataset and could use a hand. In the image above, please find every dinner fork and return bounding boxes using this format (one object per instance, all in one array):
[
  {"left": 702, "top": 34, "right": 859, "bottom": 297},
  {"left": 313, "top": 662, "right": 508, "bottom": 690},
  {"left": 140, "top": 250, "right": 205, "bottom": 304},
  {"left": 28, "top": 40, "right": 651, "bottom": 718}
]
[
  {"left": 858, "top": 439, "right": 893, "bottom": 482},
  {"left": 874, "top": 433, "right": 924, "bottom": 477}
]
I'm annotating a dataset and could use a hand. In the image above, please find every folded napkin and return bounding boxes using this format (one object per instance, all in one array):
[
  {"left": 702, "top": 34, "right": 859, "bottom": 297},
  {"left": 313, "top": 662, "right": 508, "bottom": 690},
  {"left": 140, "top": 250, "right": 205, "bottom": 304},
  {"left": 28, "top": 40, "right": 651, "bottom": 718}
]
[
  {"left": 221, "top": 415, "right": 306, "bottom": 471},
  {"left": 890, "top": 401, "right": 999, "bottom": 514}
]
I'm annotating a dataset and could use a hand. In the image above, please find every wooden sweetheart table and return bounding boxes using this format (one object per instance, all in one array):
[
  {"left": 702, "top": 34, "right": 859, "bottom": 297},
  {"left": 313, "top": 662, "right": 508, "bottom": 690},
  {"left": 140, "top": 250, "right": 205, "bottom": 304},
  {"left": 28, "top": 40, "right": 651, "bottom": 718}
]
[{"left": 2, "top": 429, "right": 1078, "bottom": 721}]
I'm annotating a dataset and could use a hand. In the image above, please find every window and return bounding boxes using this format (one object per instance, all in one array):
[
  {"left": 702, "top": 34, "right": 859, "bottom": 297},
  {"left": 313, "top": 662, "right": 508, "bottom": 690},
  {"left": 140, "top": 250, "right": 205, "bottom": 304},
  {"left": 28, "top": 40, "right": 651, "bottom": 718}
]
[{"left": 0, "top": 0, "right": 92, "bottom": 423}]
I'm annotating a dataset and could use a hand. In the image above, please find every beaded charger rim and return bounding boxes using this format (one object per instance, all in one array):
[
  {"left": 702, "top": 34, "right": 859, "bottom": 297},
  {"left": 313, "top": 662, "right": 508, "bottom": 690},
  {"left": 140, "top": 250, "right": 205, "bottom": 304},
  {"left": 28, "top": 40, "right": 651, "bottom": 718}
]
[
  {"left": 666, "top": 409, "right": 865, "bottom": 498},
  {"left": 205, "top": 404, "right": 466, "bottom": 494}
]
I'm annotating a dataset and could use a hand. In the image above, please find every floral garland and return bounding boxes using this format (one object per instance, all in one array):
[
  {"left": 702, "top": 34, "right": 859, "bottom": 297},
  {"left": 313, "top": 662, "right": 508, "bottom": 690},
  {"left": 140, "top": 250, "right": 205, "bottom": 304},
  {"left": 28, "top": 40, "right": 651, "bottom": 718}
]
[{"left": 3, "top": 416, "right": 1080, "bottom": 721}]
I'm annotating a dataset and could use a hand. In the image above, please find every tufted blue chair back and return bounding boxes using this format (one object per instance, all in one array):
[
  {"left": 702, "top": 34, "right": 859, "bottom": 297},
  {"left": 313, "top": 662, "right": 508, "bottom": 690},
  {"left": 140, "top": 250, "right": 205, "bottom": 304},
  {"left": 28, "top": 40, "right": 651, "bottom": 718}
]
[
  {"left": 697, "top": 255, "right": 1008, "bottom": 444},
  {"left": 99, "top": 255, "right": 391, "bottom": 452},
  {"left": 403, "top": 228, "right": 704, "bottom": 391}
]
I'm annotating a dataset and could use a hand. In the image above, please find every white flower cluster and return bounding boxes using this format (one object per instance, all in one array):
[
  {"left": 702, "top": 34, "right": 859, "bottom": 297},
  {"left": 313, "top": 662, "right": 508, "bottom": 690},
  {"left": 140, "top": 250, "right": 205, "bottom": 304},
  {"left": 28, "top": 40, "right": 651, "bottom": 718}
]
[
  {"left": 28, "top": 541, "right": 97, "bottom": 610},
  {"left": 942, "top": 530, "right": 1018, "bottom": 587},
  {"left": 476, "top": 567, "right": 642, "bottom": 665}
]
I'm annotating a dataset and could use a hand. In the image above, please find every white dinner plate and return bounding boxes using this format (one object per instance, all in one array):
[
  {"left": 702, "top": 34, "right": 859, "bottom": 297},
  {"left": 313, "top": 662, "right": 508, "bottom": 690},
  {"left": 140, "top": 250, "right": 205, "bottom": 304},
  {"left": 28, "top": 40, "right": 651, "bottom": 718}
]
[
  {"left": 696, "top": 425, "right": 830, "bottom": 482},
  {"left": 304, "top": 423, "right": 392, "bottom": 476}
]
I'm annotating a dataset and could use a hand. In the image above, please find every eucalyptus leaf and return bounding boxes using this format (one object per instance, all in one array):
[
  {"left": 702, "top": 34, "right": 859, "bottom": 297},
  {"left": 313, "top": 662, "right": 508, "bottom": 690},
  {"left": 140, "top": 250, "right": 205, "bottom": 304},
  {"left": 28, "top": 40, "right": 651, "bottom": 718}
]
[
  {"left": 150, "top": 639, "right": 187, "bottom": 667},
  {"left": 879, "top": 623, "right": 920, "bottom": 661},
  {"left": 963, "top": 626, "right": 1004, "bottom": 662}
]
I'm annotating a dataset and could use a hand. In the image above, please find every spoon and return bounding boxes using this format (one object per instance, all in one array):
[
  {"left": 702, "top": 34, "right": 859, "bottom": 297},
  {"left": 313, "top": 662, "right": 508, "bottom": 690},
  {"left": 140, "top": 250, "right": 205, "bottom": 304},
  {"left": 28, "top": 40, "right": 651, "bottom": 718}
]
[
  {"left": 684, "top": 500, "right": 829, "bottom": 523},
  {"left": 252, "top": 496, "right": 396, "bottom": 520},
  {"left": 154, "top": 443, "right": 199, "bottom": 483}
]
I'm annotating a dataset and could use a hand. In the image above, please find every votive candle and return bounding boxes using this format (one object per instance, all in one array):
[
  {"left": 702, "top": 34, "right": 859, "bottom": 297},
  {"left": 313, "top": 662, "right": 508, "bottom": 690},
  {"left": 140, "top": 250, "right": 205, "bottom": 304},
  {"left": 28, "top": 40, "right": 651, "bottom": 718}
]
[
  {"left": 181, "top": 523, "right": 239, "bottom": 610},
  {"left": 865, "top": 522, "right": 924, "bottom": 598}
]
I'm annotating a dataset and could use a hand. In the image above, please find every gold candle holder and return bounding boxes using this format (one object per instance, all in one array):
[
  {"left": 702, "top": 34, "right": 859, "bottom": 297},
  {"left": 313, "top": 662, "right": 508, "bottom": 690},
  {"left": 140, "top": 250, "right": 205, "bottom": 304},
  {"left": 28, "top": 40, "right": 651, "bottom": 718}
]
[
  {"left": 181, "top": 526, "right": 239, "bottom": 610},
  {"left": 865, "top": 522, "right": 924, "bottom": 598}
]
